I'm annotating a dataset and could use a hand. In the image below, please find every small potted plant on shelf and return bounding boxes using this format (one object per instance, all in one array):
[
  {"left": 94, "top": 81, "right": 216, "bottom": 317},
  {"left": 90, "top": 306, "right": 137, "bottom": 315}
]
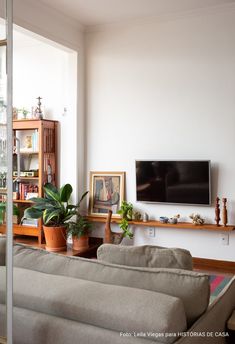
[
  {"left": 24, "top": 183, "right": 89, "bottom": 252},
  {"left": 117, "top": 201, "right": 134, "bottom": 239},
  {"left": 0, "top": 202, "right": 20, "bottom": 225}
]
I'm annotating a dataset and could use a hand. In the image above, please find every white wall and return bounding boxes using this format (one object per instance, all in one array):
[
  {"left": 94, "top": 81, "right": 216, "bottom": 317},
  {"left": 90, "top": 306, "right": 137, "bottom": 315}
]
[
  {"left": 86, "top": 7, "right": 235, "bottom": 261},
  {"left": 13, "top": 32, "right": 78, "bottom": 198}
]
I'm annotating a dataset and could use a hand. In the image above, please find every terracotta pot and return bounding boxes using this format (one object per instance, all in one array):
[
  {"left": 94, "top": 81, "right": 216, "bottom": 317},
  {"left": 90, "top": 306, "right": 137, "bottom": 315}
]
[
  {"left": 43, "top": 225, "right": 67, "bottom": 252},
  {"left": 72, "top": 234, "right": 89, "bottom": 250}
]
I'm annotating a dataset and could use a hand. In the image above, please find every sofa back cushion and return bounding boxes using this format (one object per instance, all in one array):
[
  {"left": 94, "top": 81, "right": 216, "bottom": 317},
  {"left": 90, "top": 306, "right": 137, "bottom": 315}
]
[
  {"left": 97, "top": 244, "right": 193, "bottom": 270},
  {"left": 13, "top": 244, "right": 210, "bottom": 326},
  {"left": 0, "top": 266, "right": 187, "bottom": 344}
]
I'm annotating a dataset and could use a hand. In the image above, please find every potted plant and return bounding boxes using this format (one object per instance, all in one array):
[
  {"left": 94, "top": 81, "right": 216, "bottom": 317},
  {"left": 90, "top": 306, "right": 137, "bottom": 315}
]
[
  {"left": 117, "top": 201, "right": 134, "bottom": 239},
  {"left": 67, "top": 189, "right": 91, "bottom": 250},
  {"left": 67, "top": 216, "right": 92, "bottom": 250},
  {"left": 24, "top": 183, "right": 88, "bottom": 252},
  {"left": 0, "top": 202, "right": 20, "bottom": 225}
]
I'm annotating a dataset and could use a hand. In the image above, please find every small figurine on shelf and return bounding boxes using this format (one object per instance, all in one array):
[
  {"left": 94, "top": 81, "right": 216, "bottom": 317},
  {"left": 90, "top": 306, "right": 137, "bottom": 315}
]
[
  {"left": 215, "top": 197, "right": 220, "bottom": 226},
  {"left": 34, "top": 96, "right": 43, "bottom": 119},
  {"left": 222, "top": 198, "right": 228, "bottom": 227},
  {"left": 143, "top": 213, "right": 149, "bottom": 222},
  {"left": 47, "top": 159, "right": 52, "bottom": 183},
  {"left": 189, "top": 213, "right": 205, "bottom": 225},
  {"left": 133, "top": 211, "right": 142, "bottom": 221},
  {"left": 12, "top": 107, "right": 18, "bottom": 120},
  {"left": 169, "top": 214, "right": 180, "bottom": 224}
]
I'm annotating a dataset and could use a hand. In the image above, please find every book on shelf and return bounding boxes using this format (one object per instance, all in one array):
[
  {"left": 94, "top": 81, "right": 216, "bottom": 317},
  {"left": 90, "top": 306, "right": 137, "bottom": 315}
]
[
  {"left": 21, "top": 218, "right": 38, "bottom": 227},
  {"left": 17, "top": 182, "right": 39, "bottom": 200}
]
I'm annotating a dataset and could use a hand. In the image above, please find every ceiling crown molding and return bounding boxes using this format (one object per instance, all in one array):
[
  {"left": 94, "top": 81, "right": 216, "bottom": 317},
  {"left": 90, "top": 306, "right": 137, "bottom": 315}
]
[
  {"left": 13, "top": 0, "right": 85, "bottom": 50},
  {"left": 85, "top": 2, "right": 235, "bottom": 33}
]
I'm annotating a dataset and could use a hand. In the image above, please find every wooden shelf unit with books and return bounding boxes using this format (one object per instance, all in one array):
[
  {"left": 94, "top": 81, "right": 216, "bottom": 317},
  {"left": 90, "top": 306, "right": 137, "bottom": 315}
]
[{"left": 0, "top": 119, "right": 58, "bottom": 244}]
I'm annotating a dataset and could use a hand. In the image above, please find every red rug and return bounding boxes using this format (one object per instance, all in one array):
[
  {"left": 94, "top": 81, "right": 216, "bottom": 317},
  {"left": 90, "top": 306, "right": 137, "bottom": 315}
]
[{"left": 209, "top": 274, "right": 232, "bottom": 303}]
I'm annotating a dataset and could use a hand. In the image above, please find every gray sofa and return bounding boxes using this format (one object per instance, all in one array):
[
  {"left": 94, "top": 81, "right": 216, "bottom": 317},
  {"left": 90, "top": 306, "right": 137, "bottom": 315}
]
[{"left": 0, "top": 239, "right": 234, "bottom": 344}]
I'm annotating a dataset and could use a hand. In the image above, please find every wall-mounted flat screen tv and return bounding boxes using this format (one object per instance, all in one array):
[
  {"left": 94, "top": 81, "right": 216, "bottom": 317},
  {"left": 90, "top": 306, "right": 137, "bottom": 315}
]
[{"left": 136, "top": 160, "right": 211, "bottom": 205}]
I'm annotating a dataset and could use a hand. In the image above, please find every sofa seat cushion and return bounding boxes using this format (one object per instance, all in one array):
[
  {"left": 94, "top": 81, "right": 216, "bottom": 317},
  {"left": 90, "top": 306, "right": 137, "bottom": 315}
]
[
  {"left": 0, "top": 266, "right": 187, "bottom": 344},
  {"left": 97, "top": 244, "right": 193, "bottom": 270},
  {"left": 13, "top": 244, "right": 210, "bottom": 326}
]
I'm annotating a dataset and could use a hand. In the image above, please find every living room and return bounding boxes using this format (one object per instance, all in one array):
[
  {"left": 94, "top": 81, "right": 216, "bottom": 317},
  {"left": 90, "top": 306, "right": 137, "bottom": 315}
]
[{"left": 0, "top": 0, "right": 235, "bottom": 343}]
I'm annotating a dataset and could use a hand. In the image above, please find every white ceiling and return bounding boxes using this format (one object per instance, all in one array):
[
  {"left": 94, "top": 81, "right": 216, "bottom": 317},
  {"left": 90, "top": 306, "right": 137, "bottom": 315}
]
[{"left": 39, "top": 0, "right": 235, "bottom": 27}]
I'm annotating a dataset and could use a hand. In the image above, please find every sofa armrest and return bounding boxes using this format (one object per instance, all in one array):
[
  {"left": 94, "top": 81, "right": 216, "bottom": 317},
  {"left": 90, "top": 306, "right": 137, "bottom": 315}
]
[
  {"left": 175, "top": 276, "right": 235, "bottom": 344},
  {"left": 0, "top": 236, "right": 6, "bottom": 266}
]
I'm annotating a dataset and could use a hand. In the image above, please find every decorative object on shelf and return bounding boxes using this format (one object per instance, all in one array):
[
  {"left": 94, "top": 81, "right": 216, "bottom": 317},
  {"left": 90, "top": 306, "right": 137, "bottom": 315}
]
[
  {"left": 169, "top": 214, "right": 180, "bottom": 224},
  {"left": 67, "top": 192, "right": 91, "bottom": 250},
  {"left": 159, "top": 216, "right": 169, "bottom": 224},
  {"left": 33, "top": 96, "right": 43, "bottom": 119},
  {"left": 117, "top": 201, "right": 134, "bottom": 239},
  {"left": 18, "top": 107, "right": 30, "bottom": 119},
  {"left": 47, "top": 159, "right": 52, "bottom": 183},
  {"left": 104, "top": 210, "right": 124, "bottom": 244},
  {"left": 189, "top": 213, "right": 205, "bottom": 225},
  {"left": 133, "top": 210, "right": 142, "bottom": 221},
  {"left": 143, "top": 212, "right": 148, "bottom": 222},
  {"left": 12, "top": 107, "right": 18, "bottom": 120},
  {"left": 222, "top": 198, "right": 228, "bottom": 227},
  {"left": 0, "top": 172, "right": 6, "bottom": 189},
  {"left": 18, "top": 107, "right": 30, "bottom": 120},
  {"left": 215, "top": 197, "right": 221, "bottom": 226},
  {"left": 24, "top": 183, "right": 79, "bottom": 252},
  {"left": 89, "top": 171, "right": 125, "bottom": 218}
]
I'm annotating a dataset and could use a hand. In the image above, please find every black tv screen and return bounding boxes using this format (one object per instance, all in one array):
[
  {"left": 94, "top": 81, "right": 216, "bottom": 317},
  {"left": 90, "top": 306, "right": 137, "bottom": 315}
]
[{"left": 136, "top": 160, "right": 211, "bottom": 205}]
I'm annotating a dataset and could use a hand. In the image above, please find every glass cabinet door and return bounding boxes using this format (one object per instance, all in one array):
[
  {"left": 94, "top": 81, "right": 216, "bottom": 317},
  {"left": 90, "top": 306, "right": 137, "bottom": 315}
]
[{"left": 0, "top": 0, "right": 13, "bottom": 343}]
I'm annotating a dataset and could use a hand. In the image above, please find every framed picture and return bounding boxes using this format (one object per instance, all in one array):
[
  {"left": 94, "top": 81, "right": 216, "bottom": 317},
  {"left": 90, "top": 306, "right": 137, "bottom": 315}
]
[{"left": 89, "top": 171, "right": 125, "bottom": 217}]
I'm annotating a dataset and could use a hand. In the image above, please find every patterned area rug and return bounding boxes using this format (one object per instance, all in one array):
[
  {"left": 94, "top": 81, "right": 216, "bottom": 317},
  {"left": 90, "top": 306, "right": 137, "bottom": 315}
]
[{"left": 209, "top": 274, "right": 233, "bottom": 303}]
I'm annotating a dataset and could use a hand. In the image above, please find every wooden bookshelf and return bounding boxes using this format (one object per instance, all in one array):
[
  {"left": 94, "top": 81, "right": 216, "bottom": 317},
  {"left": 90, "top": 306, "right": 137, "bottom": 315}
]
[
  {"left": 0, "top": 119, "right": 58, "bottom": 244},
  {"left": 87, "top": 216, "right": 235, "bottom": 232}
]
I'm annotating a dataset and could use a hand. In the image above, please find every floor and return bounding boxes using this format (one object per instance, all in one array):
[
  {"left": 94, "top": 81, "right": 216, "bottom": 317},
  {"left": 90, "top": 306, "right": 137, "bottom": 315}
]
[{"left": 14, "top": 235, "right": 235, "bottom": 276}]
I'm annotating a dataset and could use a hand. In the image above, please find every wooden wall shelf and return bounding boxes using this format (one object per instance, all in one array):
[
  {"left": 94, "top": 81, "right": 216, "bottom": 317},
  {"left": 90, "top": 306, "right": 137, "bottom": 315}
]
[{"left": 87, "top": 216, "right": 235, "bottom": 232}]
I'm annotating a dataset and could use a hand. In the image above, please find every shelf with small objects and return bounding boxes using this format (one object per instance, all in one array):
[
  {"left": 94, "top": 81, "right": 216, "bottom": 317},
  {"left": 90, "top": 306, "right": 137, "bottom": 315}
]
[
  {"left": 0, "top": 118, "right": 58, "bottom": 244},
  {"left": 87, "top": 200, "right": 235, "bottom": 233},
  {"left": 87, "top": 215, "right": 235, "bottom": 232}
]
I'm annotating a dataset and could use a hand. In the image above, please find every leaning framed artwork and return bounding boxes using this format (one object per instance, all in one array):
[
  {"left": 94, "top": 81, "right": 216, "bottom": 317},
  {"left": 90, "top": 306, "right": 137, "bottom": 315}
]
[{"left": 89, "top": 171, "right": 125, "bottom": 218}]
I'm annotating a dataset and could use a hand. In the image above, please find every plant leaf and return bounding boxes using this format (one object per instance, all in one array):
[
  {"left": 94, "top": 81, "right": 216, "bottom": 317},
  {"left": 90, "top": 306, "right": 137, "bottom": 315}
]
[
  {"left": 44, "top": 184, "right": 60, "bottom": 201},
  {"left": 60, "top": 184, "right": 73, "bottom": 202},
  {"left": 24, "top": 207, "right": 42, "bottom": 219},
  {"left": 43, "top": 209, "right": 61, "bottom": 225},
  {"left": 77, "top": 191, "right": 89, "bottom": 207},
  {"left": 29, "top": 197, "right": 52, "bottom": 203}
]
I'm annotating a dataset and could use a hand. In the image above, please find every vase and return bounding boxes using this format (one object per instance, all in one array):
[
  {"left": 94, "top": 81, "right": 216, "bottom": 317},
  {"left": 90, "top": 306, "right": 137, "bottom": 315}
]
[
  {"left": 43, "top": 226, "right": 67, "bottom": 252},
  {"left": 72, "top": 234, "right": 89, "bottom": 250}
]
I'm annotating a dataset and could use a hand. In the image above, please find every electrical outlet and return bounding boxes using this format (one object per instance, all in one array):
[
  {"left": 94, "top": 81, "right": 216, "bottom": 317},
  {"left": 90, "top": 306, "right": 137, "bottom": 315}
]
[
  {"left": 221, "top": 233, "right": 229, "bottom": 245},
  {"left": 148, "top": 227, "right": 155, "bottom": 238}
]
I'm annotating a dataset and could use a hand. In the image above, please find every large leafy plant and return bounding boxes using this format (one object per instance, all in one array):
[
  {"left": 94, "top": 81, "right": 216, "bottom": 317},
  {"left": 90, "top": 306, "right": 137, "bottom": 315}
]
[{"left": 24, "top": 183, "right": 88, "bottom": 227}]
